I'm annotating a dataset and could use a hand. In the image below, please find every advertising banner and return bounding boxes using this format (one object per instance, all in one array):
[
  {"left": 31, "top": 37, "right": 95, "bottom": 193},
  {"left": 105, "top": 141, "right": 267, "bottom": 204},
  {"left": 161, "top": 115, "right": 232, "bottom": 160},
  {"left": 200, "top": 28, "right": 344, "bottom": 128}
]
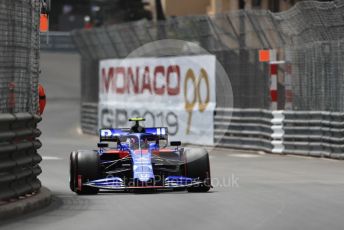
[{"left": 99, "top": 55, "right": 216, "bottom": 145}]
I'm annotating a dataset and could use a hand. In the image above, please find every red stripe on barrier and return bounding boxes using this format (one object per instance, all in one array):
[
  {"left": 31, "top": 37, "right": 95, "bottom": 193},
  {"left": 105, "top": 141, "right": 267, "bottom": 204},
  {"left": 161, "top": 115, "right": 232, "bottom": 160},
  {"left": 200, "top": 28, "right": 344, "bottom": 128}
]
[
  {"left": 270, "top": 90, "right": 278, "bottom": 102},
  {"left": 270, "top": 64, "right": 278, "bottom": 75}
]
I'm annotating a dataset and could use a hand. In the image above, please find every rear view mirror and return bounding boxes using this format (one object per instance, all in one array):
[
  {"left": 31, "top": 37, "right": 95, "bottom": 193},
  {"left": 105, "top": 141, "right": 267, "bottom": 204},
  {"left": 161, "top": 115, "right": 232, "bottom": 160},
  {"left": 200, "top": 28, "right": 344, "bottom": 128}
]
[
  {"left": 170, "top": 141, "right": 181, "bottom": 147},
  {"left": 97, "top": 142, "right": 108, "bottom": 148}
]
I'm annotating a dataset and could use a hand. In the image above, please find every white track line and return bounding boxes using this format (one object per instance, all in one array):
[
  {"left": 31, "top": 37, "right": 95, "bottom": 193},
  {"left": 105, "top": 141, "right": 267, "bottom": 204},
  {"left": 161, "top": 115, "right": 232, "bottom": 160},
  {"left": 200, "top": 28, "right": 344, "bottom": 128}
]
[
  {"left": 227, "top": 153, "right": 261, "bottom": 158},
  {"left": 42, "top": 156, "right": 63, "bottom": 160}
]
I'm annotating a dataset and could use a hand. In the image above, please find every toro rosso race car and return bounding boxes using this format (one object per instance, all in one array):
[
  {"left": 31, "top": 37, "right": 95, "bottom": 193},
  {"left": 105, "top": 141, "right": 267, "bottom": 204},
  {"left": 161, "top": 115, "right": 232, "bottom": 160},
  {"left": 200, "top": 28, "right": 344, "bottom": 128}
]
[{"left": 70, "top": 118, "right": 211, "bottom": 194}]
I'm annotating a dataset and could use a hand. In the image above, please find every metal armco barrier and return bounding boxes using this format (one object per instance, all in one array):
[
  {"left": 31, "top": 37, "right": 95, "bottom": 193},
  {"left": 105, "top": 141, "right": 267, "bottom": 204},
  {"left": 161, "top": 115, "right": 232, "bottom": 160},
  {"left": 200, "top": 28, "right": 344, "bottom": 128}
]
[
  {"left": 283, "top": 111, "right": 344, "bottom": 159},
  {"left": 40, "top": 32, "right": 76, "bottom": 52},
  {"left": 214, "top": 108, "right": 273, "bottom": 152},
  {"left": 81, "top": 103, "right": 98, "bottom": 135},
  {"left": 0, "top": 113, "right": 42, "bottom": 201},
  {"left": 214, "top": 108, "right": 344, "bottom": 159}
]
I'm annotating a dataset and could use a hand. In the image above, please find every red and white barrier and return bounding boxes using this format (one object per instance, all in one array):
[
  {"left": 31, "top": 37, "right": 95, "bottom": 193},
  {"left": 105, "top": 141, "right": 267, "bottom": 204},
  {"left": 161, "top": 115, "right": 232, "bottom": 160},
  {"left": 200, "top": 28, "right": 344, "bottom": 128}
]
[
  {"left": 269, "top": 50, "right": 278, "bottom": 110},
  {"left": 270, "top": 63, "right": 278, "bottom": 110},
  {"left": 263, "top": 49, "right": 292, "bottom": 110}
]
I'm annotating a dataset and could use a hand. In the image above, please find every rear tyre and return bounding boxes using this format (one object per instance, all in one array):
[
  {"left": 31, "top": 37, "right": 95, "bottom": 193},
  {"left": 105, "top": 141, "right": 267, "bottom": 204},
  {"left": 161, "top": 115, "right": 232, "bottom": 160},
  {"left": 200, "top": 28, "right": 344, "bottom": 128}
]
[
  {"left": 183, "top": 148, "right": 211, "bottom": 192},
  {"left": 69, "top": 150, "right": 99, "bottom": 195}
]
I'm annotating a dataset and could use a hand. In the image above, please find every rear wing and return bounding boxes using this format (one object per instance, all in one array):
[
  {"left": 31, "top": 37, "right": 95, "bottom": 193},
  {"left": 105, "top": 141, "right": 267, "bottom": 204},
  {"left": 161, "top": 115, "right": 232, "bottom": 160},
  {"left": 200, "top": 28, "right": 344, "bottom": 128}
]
[
  {"left": 99, "top": 128, "right": 129, "bottom": 142},
  {"left": 99, "top": 127, "right": 168, "bottom": 142}
]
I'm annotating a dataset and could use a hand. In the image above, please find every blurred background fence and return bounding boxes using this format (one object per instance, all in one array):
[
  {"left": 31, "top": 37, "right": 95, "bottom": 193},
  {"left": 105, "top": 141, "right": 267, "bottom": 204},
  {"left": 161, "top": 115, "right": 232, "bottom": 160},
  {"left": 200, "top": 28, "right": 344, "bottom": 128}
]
[
  {"left": 0, "top": 0, "right": 43, "bottom": 201},
  {"left": 0, "top": 0, "right": 40, "bottom": 113},
  {"left": 276, "top": 0, "right": 344, "bottom": 112},
  {"left": 73, "top": 11, "right": 282, "bottom": 110},
  {"left": 73, "top": 0, "right": 344, "bottom": 113}
]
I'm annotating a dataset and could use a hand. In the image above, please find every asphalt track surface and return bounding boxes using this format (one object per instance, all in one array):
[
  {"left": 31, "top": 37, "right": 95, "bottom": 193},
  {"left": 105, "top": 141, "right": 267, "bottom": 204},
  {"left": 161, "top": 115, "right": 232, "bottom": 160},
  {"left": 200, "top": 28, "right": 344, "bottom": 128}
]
[{"left": 1, "top": 52, "right": 344, "bottom": 230}]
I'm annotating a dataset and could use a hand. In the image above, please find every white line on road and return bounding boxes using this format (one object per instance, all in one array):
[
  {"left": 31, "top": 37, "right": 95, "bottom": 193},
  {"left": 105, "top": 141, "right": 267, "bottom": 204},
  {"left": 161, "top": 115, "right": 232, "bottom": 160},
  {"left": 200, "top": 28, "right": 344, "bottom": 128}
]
[
  {"left": 227, "top": 153, "right": 261, "bottom": 158},
  {"left": 42, "top": 156, "right": 63, "bottom": 160}
]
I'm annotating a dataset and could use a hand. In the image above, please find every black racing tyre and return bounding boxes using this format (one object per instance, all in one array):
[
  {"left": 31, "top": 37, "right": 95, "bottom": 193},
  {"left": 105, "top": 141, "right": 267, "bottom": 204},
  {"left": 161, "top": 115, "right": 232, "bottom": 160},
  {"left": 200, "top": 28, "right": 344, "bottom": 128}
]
[
  {"left": 183, "top": 148, "right": 211, "bottom": 192},
  {"left": 69, "top": 150, "right": 99, "bottom": 195},
  {"left": 69, "top": 151, "right": 77, "bottom": 192}
]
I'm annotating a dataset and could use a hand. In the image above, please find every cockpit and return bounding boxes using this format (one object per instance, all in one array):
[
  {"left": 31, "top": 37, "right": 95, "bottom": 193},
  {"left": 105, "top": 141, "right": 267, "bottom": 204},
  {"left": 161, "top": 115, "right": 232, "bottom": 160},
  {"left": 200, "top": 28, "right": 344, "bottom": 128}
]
[{"left": 125, "top": 134, "right": 159, "bottom": 150}]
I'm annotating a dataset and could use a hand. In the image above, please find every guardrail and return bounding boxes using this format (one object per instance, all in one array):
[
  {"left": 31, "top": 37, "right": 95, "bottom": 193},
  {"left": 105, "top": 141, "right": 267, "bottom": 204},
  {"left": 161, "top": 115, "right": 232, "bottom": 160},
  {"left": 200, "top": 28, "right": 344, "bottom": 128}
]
[
  {"left": 40, "top": 31, "right": 76, "bottom": 52},
  {"left": 0, "top": 113, "right": 42, "bottom": 201},
  {"left": 283, "top": 111, "right": 344, "bottom": 159},
  {"left": 214, "top": 108, "right": 344, "bottom": 159},
  {"left": 214, "top": 108, "right": 273, "bottom": 152},
  {"left": 81, "top": 103, "right": 98, "bottom": 135}
]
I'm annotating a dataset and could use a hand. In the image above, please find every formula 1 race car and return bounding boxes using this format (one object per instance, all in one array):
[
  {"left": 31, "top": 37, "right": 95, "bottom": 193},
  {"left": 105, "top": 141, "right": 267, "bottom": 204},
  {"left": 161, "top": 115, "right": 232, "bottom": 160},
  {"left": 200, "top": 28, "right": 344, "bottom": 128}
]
[{"left": 70, "top": 118, "right": 211, "bottom": 194}]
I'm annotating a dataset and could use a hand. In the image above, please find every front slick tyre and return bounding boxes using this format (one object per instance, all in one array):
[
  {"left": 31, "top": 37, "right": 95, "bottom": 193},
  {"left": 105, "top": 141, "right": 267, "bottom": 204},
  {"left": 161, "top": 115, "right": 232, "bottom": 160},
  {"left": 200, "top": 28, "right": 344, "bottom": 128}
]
[
  {"left": 70, "top": 150, "right": 99, "bottom": 195},
  {"left": 184, "top": 148, "right": 211, "bottom": 193}
]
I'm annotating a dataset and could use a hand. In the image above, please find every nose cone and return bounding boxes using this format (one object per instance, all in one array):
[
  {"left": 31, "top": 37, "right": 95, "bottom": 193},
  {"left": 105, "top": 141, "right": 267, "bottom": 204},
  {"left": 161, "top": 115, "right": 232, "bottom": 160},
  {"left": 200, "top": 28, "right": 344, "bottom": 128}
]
[
  {"left": 132, "top": 149, "right": 154, "bottom": 182},
  {"left": 135, "top": 165, "right": 154, "bottom": 182}
]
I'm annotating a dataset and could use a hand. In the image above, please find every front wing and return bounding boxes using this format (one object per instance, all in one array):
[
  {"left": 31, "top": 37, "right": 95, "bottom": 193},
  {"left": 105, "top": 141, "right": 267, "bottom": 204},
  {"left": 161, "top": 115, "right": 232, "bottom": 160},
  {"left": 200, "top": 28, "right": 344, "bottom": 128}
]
[{"left": 83, "top": 176, "right": 203, "bottom": 191}]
